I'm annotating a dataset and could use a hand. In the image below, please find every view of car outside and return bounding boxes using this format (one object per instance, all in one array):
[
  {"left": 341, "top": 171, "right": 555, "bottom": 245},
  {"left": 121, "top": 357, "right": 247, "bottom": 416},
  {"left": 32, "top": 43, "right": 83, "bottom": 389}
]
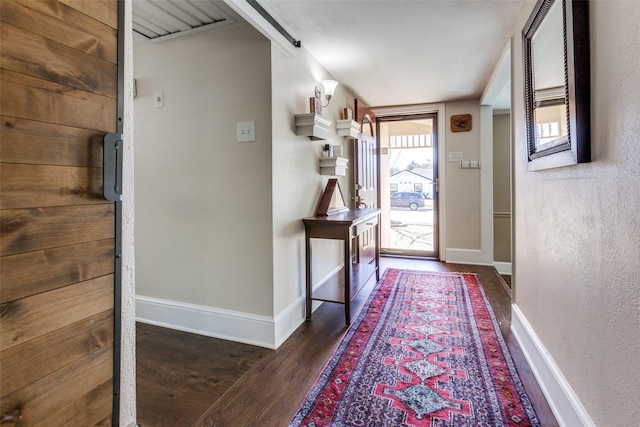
[
  {"left": 390, "top": 192, "right": 427, "bottom": 210},
  {"left": 388, "top": 149, "right": 434, "bottom": 252}
]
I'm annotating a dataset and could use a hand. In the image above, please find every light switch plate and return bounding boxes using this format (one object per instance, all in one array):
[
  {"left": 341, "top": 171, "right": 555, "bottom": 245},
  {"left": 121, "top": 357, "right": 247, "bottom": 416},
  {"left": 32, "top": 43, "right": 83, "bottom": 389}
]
[
  {"left": 448, "top": 151, "right": 463, "bottom": 162},
  {"left": 237, "top": 121, "right": 255, "bottom": 142},
  {"left": 154, "top": 91, "right": 164, "bottom": 108}
]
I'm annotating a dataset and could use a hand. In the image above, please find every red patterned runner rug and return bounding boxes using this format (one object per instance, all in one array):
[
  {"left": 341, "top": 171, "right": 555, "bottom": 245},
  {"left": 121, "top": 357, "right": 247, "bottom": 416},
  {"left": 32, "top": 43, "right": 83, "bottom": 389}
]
[{"left": 290, "top": 269, "right": 540, "bottom": 427}]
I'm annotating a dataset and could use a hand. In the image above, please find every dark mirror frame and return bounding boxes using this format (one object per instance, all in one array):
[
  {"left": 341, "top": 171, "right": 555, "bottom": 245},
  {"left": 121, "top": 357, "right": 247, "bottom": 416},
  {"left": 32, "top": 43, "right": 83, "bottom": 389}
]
[{"left": 523, "top": 0, "right": 591, "bottom": 170}]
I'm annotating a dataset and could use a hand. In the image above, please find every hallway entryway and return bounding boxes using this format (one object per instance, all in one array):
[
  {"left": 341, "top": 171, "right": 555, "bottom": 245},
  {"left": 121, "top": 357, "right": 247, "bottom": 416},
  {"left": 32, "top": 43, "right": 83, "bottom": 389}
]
[{"left": 136, "top": 258, "right": 556, "bottom": 426}]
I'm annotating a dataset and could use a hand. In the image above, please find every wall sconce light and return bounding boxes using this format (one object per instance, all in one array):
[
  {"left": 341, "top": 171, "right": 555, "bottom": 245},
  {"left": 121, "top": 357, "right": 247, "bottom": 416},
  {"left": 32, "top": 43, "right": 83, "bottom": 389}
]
[{"left": 315, "top": 79, "right": 339, "bottom": 107}]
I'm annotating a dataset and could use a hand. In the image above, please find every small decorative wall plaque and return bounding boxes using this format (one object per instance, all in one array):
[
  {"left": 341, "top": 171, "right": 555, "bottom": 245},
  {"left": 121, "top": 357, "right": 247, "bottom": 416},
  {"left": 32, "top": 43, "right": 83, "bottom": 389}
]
[{"left": 451, "top": 114, "right": 472, "bottom": 132}]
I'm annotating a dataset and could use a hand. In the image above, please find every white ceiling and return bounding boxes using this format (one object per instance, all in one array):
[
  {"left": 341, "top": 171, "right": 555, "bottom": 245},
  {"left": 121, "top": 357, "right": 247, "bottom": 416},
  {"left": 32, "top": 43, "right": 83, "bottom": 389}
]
[
  {"left": 133, "top": 0, "right": 522, "bottom": 109},
  {"left": 260, "top": 0, "right": 524, "bottom": 108}
]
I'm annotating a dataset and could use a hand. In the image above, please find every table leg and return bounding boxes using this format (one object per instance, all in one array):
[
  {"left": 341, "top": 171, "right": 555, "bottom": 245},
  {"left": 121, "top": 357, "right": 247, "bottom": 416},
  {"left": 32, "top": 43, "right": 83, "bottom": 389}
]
[
  {"left": 344, "top": 234, "right": 351, "bottom": 326},
  {"left": 305, "top": 233, "right": 312, "bottom": 320}
]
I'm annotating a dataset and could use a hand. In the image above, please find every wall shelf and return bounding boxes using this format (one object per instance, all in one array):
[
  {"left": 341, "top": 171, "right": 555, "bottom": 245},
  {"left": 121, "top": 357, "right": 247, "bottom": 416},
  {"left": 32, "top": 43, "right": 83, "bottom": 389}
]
[
  {"left": 319, "top": 156, "right": 349, "bottom": 176},
  {"left": 295, "top": 113, "right": 332, "bottom": 140},
  {"left": 336, "top": 119, "right": 360, "bottom": 139}
]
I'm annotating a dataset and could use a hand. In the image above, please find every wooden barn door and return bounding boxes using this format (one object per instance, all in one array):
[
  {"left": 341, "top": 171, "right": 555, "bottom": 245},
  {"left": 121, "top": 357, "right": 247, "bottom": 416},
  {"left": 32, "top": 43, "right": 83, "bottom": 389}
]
[{"left": 0, "top": 0, "right": 122, "bottom": 425}]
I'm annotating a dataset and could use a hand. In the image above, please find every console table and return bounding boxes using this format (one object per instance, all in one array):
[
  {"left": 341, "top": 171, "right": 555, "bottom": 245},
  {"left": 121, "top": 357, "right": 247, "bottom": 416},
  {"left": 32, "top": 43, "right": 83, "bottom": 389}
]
[{"left": 303, "top": 208, "right": 381, "bottom": 325}]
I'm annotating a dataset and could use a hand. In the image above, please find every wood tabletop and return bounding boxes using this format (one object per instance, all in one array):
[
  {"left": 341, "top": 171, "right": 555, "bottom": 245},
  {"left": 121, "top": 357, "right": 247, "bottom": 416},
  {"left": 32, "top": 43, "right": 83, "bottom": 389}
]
[{"left": 302, "top": 208, "right": 380, "bottom": 226}]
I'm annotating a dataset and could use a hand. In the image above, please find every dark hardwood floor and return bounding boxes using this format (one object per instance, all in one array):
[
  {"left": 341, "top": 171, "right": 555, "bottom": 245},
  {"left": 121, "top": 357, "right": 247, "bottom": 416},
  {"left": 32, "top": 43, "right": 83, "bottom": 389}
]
[
  {"left": 136, "top": 324, "right": 270, "bottom": 426},
  {"left": 502, "top": 273, "right": 512, "bottom": 289},
  {"left": 137, "top": 258, "right": 557, "bottom": 426}
]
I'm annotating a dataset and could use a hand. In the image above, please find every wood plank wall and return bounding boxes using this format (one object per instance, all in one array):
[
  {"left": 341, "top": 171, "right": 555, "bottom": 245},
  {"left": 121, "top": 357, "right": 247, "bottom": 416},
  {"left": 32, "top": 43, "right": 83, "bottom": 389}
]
[{"left": 0, "top": 1, "right": 118, "bottom": 425}]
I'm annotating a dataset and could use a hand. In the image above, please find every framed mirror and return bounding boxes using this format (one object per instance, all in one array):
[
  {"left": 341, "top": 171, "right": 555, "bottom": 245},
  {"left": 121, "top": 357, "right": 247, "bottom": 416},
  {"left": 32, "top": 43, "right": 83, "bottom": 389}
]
[{"left": 523, "top": 0, "right": 590, "bottom": 170}]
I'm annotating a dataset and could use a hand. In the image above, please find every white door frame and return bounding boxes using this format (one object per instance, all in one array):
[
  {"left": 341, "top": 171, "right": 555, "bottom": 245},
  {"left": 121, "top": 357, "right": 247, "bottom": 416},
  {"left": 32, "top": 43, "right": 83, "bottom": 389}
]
[{"left": 372, "top": 103, "right": 446, "bottom": 261}]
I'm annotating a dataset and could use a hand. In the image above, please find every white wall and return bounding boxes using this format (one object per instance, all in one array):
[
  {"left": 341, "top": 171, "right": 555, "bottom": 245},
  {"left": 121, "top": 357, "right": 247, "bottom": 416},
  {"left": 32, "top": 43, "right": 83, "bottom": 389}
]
[
  {"left": 271, "top": 46, "right": 356, "bottom": 340},
  {"left": 133, "top": 24, "right": 356, "bottom": 348},
  {"left": 372, "top": 101, "right": 491, "bottom": 263},
  {"left": 493, "top": 113, "right": 511, "bottom": 263},
  {"left": 512, "top": 2, "right": 640, "bottom": 425},
  {"left": 445, "top": 101, "right": 482, "bottom": 250},
  {"left": 134, "top": 24, "right": 273, "bottom": 317}
]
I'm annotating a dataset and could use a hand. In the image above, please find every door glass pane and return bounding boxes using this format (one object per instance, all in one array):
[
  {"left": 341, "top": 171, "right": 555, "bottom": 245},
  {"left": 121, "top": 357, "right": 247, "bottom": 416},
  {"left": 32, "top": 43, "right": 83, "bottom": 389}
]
[{"left": 379, "top": 116, "right": 437, "bottom": 256}]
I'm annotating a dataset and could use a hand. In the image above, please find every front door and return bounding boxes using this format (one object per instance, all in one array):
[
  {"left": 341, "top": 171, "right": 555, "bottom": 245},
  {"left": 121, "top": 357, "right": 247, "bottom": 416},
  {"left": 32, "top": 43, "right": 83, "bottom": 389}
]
[
  {"left": 1, "top": 0, "right": 121, "bottom": 424},
  {"left": 353, "top": 99, "right": 377, "bottom": 211},
  {"left": 378, "top": 113, "right": 439, "bottom": 258},
  {"left": 353, "top": 99, "right": 378, "bottom": 265}
]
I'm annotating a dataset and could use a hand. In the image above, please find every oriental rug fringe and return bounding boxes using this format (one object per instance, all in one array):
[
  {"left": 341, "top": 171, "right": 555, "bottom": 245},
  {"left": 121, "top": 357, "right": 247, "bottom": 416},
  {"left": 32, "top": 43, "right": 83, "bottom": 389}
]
[{"left": 290, "top": 269, "right": 540, "bottom": 427}]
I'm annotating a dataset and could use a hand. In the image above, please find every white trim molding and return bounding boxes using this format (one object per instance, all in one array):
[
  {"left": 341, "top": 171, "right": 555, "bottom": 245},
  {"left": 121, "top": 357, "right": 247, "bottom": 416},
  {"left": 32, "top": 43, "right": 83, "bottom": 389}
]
[
  {"left": 445, "top": 248, "right": 493, "bottom": 266},
  {"left": 274, "top": 294, "right": 323, "bottom": 348},
  {"left": 479, "top": 105, "right": 495, "bottom": 264},
  {"left": 511, "top": 304, "right": 596, "bottom": 427},
  {"left": 136, "top": 265, "right": 341, "bottom": 350},
  {"left": 274, "top": 294, "right": 305, "bottom": 348},
  {"left": 136, "top": 295, "right": 277, "bottom": 349},
  {"left": 481, "top": 41, "right": 511, "bottom": 107},
  {"left": 273, "top": 264, "right": 341, "bottom": 346},
  {"left": 493, "top": 261, "right": 512, "bottom": 275}
]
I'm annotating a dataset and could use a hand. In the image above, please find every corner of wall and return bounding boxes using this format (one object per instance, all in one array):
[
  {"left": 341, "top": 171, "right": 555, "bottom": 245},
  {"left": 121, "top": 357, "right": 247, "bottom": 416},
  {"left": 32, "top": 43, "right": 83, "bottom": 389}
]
[
  {"left": 121, "top": 0, "right": 136, "bottom": 425},
  {"left": 493, "top": 262, "right": 512, "bottom": 275},
  {"left": 442, "top": 102, "right": 493, "bottom": 266}
]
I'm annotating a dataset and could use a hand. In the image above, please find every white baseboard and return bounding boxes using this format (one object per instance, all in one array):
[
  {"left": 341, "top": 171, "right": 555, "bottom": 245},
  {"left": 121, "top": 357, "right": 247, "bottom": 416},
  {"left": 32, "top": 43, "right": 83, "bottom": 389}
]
[
  {"left": 511, "top": 304, "right": 595, "bottom": 427},
  {"left": 136, "top": 267, "right": 341, "bottom": 351},
  {"left": 445, "top": 248, "right": 492, "bottom": 265},
  {"left": 493, "top": 261, "right": 512, "bottom": 275},
  {"left": 274, "top": 294, "right": 322, "bottom": 349},
  {"left": 273, "top": 265, "right": 341, "bottom": 348},
  {"left": 274, "top": 294, "right": 305, "bottom": 349},
  {"left": 136, "top": 295, "right": 276, "bottom": 349}
]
